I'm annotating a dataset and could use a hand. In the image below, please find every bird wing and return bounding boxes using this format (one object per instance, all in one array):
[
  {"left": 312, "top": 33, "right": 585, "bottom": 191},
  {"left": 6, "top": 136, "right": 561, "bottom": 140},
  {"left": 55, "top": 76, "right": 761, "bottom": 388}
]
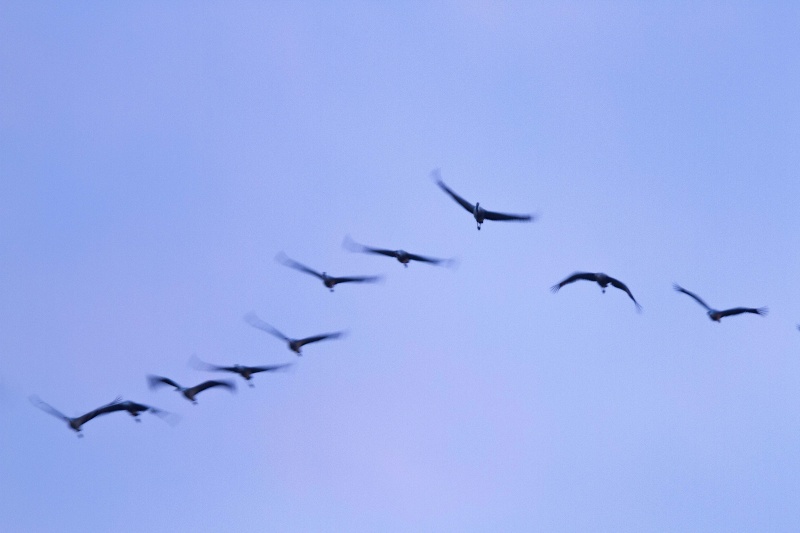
[
  {"left": 249, "top": 363, "right": 294, "bottom": 374},
  {"left": 29, "top": 395, "right": 69, "bottom": 422},
  {"left": 608, "top": 277, "right": 642, "bottom": 311},
  {"left": 482, "top": 209, "right": 534, "bottom": 222},
  {"left": 405, "top": 252, "right": 450, "bottom": 265},
  {"left": 188, "top": 354, "right": 225, "bottom": 372},
  {"left": 434, "top": 175, "right": 475, "bottom": 214},
  {"left": 717, "top": 307, "right": 768, "bottom": 318},
  {"left": 147, "top": 375, "right": 181, "bottom": 390},
  {"left": 550, "top": 272, "right": 597, "bottom": 292},
  {"left": 330, "top": 275, "right": 382, "bottom": 285},
  {"left": 295, "top": 331, "right": 345, "bottom": 348},
  {"left": 74, "top": 403, "right": 120, "bottom": 427},
  {"left": 276, "top": 253, "right": 324, "bottom": 280},
  {"left": 244, "top": 312, "right": 290, "bottom": 342},
  {"left": 672, "top": 284, "right": 712, "bottom": 311},
  {"left": 343, "top": 236, "right": 399, "bottom": 258},
  {"left": 189, "top": 380, "right": 236, "bottom": 396}
]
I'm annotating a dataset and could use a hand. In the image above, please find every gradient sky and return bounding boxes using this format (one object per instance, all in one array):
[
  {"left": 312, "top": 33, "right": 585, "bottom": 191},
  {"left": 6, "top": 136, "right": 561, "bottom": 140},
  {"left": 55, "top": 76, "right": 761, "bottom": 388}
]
[{"left": 3, "top": 2, "right": 800, "bottom": 532}]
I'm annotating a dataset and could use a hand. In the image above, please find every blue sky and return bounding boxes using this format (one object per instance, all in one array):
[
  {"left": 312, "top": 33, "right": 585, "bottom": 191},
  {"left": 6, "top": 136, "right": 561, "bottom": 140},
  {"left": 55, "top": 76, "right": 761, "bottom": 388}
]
[{"left": 2, "top": 2, "right": 800, "bottom": 531}]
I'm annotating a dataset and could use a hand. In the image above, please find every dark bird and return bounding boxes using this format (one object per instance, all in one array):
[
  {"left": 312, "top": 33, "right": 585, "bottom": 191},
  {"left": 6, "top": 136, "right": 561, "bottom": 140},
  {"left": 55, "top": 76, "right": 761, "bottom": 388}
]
[
  {"left": 244, "top": 312, "right": 344, "bottom": 355},
  {"left": 433, "top": 170, "right": 534, "bottom": 230},
  {"left": 276, "top": 252, "right": 381, "bottom": 292},
  {"left": 147, "top": 375, "right": 236, "bottom": 404},
  {"left": 190, "top": 354, "right": 292, "bottom": 387},
  {"left": 30, "top": 395, "right": 129, "bottom": 437},
  {"left": 551, "top": 272, "right": 642, "bottom": 311},
  {"left": 99, "top": 399, "right": 180, "bottom": 426},
  {"left": 343, "top": 235, "right": 455, "bottom": 268},
  {"left": 673, "top": 284, "right": 768, "bottom": 322}
]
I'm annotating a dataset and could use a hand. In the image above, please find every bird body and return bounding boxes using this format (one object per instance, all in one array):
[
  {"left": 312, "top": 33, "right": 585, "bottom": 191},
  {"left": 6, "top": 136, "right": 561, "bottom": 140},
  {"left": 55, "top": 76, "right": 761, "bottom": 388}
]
[
  {"left": 191, "top": 355, "right": 292, "bottom": 387},
  {"left": 244, "top": 312, "right": 344, "bottom": 355},
  {"left": 551, "top": 271, "right": 642, "bottom": 311},
  {"left": 276, "top": 253, "right": 381, "bottom": 291},
  {"left": 433, "top": 171, "right": 533, "bottom": 230},
  {"left": 147, "top": 375, "right": 236, "bottom": 404},
  {"left": 343, "top": 236, "right": 454, "bottom": 268},
  {"left": 673, "top": 284, "right": 767, "bottom": 322}
]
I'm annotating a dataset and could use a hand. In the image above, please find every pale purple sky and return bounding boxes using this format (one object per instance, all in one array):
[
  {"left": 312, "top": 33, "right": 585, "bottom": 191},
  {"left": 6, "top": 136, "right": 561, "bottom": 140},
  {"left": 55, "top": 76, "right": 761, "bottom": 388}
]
[{"left": 2, "top": 2, "right": 800, "bottom": 531}]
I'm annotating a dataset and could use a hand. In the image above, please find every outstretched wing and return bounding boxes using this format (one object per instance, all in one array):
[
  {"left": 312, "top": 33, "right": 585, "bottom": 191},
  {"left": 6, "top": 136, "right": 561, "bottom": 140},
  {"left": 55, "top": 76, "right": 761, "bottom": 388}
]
[
  {"left": 189, "top": 380, "right": 236, "bottom": 396},
  {"left": 296, "top": 331, "right": 345, "bottom": 348},
  {"left": 434, "top": 173, "right": 475, "bottom": 214},
  {"left": 608, "top": 277, "right": 642, "bottom": 311},
  {"left": 717, "top": 307, "right": 768, "bottom": 319},
  {"left": 550, "top": 272, "right": 597, "bottom": 292},
  {"left": 482, "top": 209, "right": 534, "bottom": 222},
  {"left": 405, "top": 252, "right": 452, "bottom": 266},
  {"left": 330, "top": 275, "right": 382, "bottom": 285},
  {"left": 147, "top": 375, "right": 182, "bottom": 390},
  {"left": 189, "top": 354, "right": 225, "bottom": 372},
  {"left": 673, "top": 284, "right": 712, "bottom": 312},
  {"left": 244, "top": 312, "right": 290, "bottom": 342},
  {"left": 249, "top": 363, "right": 294, "bottom": 374},
  {"left": 343, "top": 236, "right": 398, "bottom": 259},
  {"left": 29, "top": 395, "right": 69, "bottom": 422},
  {"left": 276, "top": 253, "right": 324, "bottom": 280}
]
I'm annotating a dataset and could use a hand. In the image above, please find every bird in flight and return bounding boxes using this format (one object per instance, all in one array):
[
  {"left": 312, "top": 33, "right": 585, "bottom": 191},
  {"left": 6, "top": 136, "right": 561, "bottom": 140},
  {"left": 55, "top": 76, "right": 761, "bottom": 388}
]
[
  {"left": 551, "top": 272, "right": 642, "bottom": 311},
  {"left": 343, "top": 235, "right": 455, "bottom": 268},
  {"left": 244, "top": 312, "right": 345, "bottom": 355},
  {"left": 433, "top": 170, "right": 534, "bottom": 230},
  {"left": 147, "top": 375, "right": 236, "bottom": 404},
  {"left": 29, "top": 395, "right": 140, "bottom": 437},
  {"left": 276, "top": 252, "right": 382, "bottom": 292},
  {"left": 190, "top": 354, "right": 292, "bottom": 387},
  {"left": 673, "top": 284, "right": 768, "bottom": 322},
  {"left": 99, "top": 399, "right": 180, "bottom": 426}
]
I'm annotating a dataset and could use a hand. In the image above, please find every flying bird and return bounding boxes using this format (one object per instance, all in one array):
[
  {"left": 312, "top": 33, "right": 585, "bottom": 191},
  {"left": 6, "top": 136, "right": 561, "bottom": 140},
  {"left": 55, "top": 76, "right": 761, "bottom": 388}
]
[
  {"left": 190, "top": 354, "right": 293, "bottom": 387},
  {"left": 99, "top": 399, "right": 180, "bottom": 426},
  {"left": 673, "top": 284, "right": 768, "bottom": 322},
  {"left": 343, "top": 235, "right": 455, "bottom": 268},
  {"left": 276, "top": 252, "right": 381, "bottom": 292},
  {"left": 433, "top": 170, "right": 534, "bottom": 230},
  {"left": 147, "top": 375, "right": 236, "bottom": 404},
  {"left": 551, "top": 272, "right": 642, "bottom": 311},
  {"left": 244, "top": 312, "right": 344, "bottom": 355},
  {"left": 29, "top": 395, "right": 129, "bottom": 437}
]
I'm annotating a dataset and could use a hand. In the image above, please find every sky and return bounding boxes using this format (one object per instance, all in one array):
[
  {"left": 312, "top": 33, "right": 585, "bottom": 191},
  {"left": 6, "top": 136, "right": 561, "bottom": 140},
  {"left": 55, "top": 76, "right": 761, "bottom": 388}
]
[{"left": 2, "top": 2, "right": 800, "bottom": 531}]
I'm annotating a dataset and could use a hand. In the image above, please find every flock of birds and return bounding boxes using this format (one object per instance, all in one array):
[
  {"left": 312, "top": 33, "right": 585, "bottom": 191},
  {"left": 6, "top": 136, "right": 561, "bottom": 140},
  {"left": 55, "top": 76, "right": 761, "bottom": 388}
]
[{"left": 30, "top": 170, "right": 784, "bottom": 437}]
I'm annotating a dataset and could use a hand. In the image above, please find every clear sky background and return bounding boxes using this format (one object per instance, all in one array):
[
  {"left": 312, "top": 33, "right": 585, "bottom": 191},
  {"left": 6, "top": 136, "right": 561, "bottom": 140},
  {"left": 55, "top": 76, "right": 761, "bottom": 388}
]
[{"left": 2, "top": 2, "right": 800, "bottom": 531}]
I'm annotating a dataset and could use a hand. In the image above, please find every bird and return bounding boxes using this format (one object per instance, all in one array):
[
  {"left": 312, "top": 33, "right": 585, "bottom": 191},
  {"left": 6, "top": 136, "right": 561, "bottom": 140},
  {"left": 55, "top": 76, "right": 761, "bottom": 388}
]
[
  {"left": 244, "top": 312, "right": 344, "bottom": 355},
  {"left": 147, "top": 375, "right": 236, "bottom": 404},
  {"left": 98, "top": 399, "right": 180, "bottom": 426},
  {"left": 276, "top": 252, "right": 382, "bottom": 292},
  {"left": 673, "top": 284, "right": 768, "bottom": 322},
  {"left": 29, "top": 395, "right": 129, "bottom": 437},
  {"left": 433, "top": 170, "right": 534, "bottom": 230},
  {"left": 190, "top": 354, "right": 292, "bottom": 387},
  {"left": 551, "top": 272, "right": 642, "bottom": 311},
  {"left": 343, "top": 235, "right": 455, "bottom": 268}
]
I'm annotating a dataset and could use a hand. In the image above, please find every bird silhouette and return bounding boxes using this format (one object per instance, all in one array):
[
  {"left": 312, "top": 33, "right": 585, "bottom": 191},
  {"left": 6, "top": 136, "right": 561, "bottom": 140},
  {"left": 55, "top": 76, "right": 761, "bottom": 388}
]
[
  {"left": 99, "top": 399, "right": 180, "bottom": 425},
  {"left": 276, "top": 252, "right": 381, "bottom": 292},
  {"left": 343, "top": 235, "right": 455, "bottom": 268},
  {"left": 190, "top": 354, "right": 292, "bottom": 387},
  {"left": 30, "top": 395, "right": 131, "bottom": 437},
  {"left": 147, "top": 376, "right": 236, "bottom": 404},
  {"left": 433, "top": 170, "right": 534, "bottom": 230},
  {"left": 551, "top": 272, "right": 642, "bottom": 311},
  {"left": 244, "top": 312, "right": 345, "bottom": 355},
  {"left": 673, "top": 284, "right": 767, "bottom": 322}
]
